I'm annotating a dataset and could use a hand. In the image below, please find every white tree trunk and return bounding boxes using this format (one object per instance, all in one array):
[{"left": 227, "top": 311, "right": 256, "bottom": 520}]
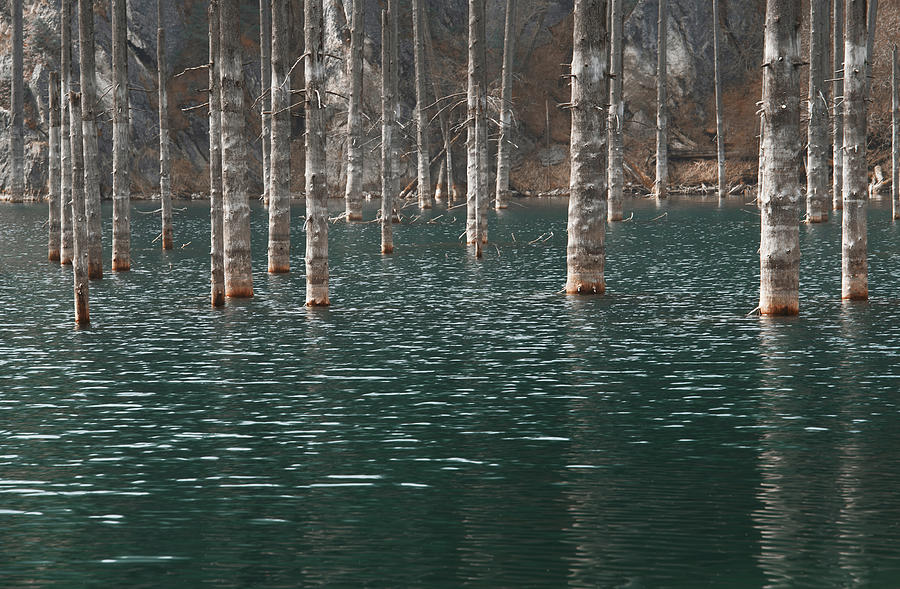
[
  {"left": 70, "top": 92, "right": 90, "bottom": 325},
  {"left": 381, "top": 6, "right": 395, "bottom": 254},
  {"left": 806, "top": 0, "right": 829, "bottom": 223},
  {"left": 112, "top": 0, "right": 131, "bottom": 270},
  {"left": 49, "top": 72, "right": 61, "bottom": 261},
  {"left": 654, "top": 0, "right": 667, "bottom": 200},
  {"left": 758, "top": 0, "right": 801, "bottom": 316},
  {"left": 842, "top": 0, "right": 869, "bottom": 301},
  {"left": 607, "top": 0, "right": 624, "bottom": 220},
  {"left": 495, "top": 0, "right": 515, "bottom": 210},
  {"left": 59, "top": 0, "right": 74, "bottom": 265},
  {"left": 466, "top": 0, "right": 487, "bottom": 244},
  {"left": 413, "top": 0, "right": 432, "bottom": 210},
  {"left": 712, "top": 0, "right": 726, "bottom": 201},
  {"left": 209, "top": 0, "right": 225, "bottom": 307},
  {"left": 268, "top": 0, "right": 291, "bottom": 272},
  {"left": 221, "top": 0, "right": 254, "bottom": 297},
  {"left": 79, "top": 0, "right": 103, "bottom": 279},
  {"left": 893, "top": 46, "right": 899, "bottom": 220},
  {"left": 344, "top": 0, "right": 364, "bottom": 221},
  {"left": 565, "top": 0, "right": 608, "bottom": 295},
  {"left": 260, "top": 0, "right": 272, "bottom": 204},
  {"left": 9, "top": 0, "right": 24, "bottom": 202},
  {"left": 833, "top": 0, "right": 843, "bottom": 211},
  {"left": 158, "top": 0, "right": 173, "bottom": 250}
]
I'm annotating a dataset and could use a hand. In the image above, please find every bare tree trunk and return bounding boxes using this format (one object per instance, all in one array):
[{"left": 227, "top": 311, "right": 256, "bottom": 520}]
[
  {"left": 466, "top": 0, "right": 487, "bottom": 243},
  {"left": 209, "top": 0, "right": 225, "bottom": 307},
  {"left": 435, "top": 158, "right": 446, "bottom": 200},
  {"left": 305, "top": 0, "right": 329, "bottom": 305},
  {"left": 842, "top": 0, "right": 869, "bottom": 301},
  {"left": 806, "top": 0, "right": 829, "bottom": 223},
  {"left": 866, "top": 0, "right": 877, "bottom": 97},
  {"left": 423, "top": 12, "right": 456, "bottom": 203},
  {"left": 654, "top": 0, "right": 667, "bottom": 200},
  {"left": 260, "top": 0, "right": 272, "bottom": 204},
  {"left": 565, "top": 0, "right": 608, "bottom": 295},
  {"left": 158, "top": 0, "right": 173, "bottom": 250},
  {"left": 220, "top": 0, "right": 253, "bottom": 297},
  {"left": 608, "top": 0, "right": 624, "bottom": 220},
  {"left": 70, "top": 92, "right": 90, "bottom": 325},
  {"left": 833, "top": 0, "right": 844, "bottom": 210},
  {"left": 495, "top": 0, "right": 516, "bottom": 210},
  {"left": 79, "top": 0, "right": 103, "bottom": 279},
  {"left": 474, "top": 81, "right": 485, "bottom": 257},
  {"left": 381, "top": 6, "right": 395, "bottom": 254},
  {"left": 893, "top": 45, "right": 899, "bottom": 220},
  {"left": 112, "top": 0, "right": 131, "bottom": 270},
  {"left": 758, "top": 0, "right": 801, "bottom": 316},
  {"left": 413, "top": 0, "right": 432, "bottom": 210},
  {"left": 344, "top": 0, "right": 364, "bottom": 221},
  {"left": 268, "top": 0, "right": 291, "bottom": 272},
  {"left": 49, "top": 72, "right": 61, "bottom": 261},
  {"left": 390, "top": 1, "right": 401, "bottom": 224},
  {"left": 60, "top": 0, "right": 74, "bottom": 265},
  {"left": 9, "top": 0, "right": 24, "bottom": 202},
  {"left": 712, "top": 0, "right": 726, "bottom": 201}
]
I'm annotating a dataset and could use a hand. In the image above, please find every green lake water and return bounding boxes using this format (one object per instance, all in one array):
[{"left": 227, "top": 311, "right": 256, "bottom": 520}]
[{"left": 3, "top": 196, "right": 900, "bottom": 587}]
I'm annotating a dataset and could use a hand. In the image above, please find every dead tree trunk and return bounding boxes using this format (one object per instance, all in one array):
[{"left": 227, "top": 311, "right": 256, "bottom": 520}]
[
  {"left": 268, "top": 0, "right": 291, "bottom": 272},
  {"left": 260, "top": 0, "right": 272, "bottom": 204},
  {"left": 758, "top": 0, "right": 801, "bottom": 315},
  {"left": 209, "top": 0, "right": 225, "bottom": 307},
  {"left": 466, "top": 0, "right": 487, "bottom": 243},
  {"left": 112, "top": 0, "right": 131, "bottom": 270},
  {"left": 893, "top": 45, "right": 899, "bottom": 220},
  {"left": 305, "top": 0, "right": 329, "bottom": 305},
  {"left": 49, "top": 72, "right": 61, "bottom": 261},
  {"left": 833, "top": 0, "right": 844, "bottom": 210},
  {"left": 9, "top": 0, "right": 24, "bottom": 202},
  {"left": 381, "top": 6, "right": 395, "bottom": 254},
  {"left": 608, "top": 0, "right": 624, "bottom": 220},
  {"left": 78, "top": 0, "right": 103, "bottom": 279},
  {"left": 70, "top": 92, "right": 90, "bottom": 325},
  {"left": 565, "top": 0, "right": 608, "bottom": 295},
  {"left": 806, "top": 0, "right": 829, "bottom": 223},
  {"left": 423, "top": 12, "right": 456, "bottom": 203},
  {"left": 220, "top": 0, "right": 253, "bottom": 297},
  {"left": 842, "top": 0, "right": 869, "bottom": 300},
  {"left": 495, "top": 0, "right": 516, "bottom": 210},
  {"left": 158, "top": 0, "right": 173, "bottom": 250},
  {"left": 344, "top": 0, "right": 364, "bottom": 221},
  {"left": 712, "top": 0, "right": 726, "bottom": 200},
  {"left": 60, "top": 0, "right": 74, "bottom": 265},
  {"left": 654, "top": 0, "right": 668, "bottom": 199},
  {"left": 413, "top": 0, "right": 432, "bottom": 210}
]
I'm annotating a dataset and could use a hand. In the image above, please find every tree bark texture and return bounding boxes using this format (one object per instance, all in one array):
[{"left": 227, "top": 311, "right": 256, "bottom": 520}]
[
  {"left": 654, "top": 0, "right": 667, "bottom": 199},
  {"left": 305, "top": 0, "right": 330, "bottom": 305},
  {"left": 608, "top": 0, "right": 624, "bottom": 220},
  {"left": 565, "top": 0, "right": 608, "bottom": 295},
  {"left": 209, "top": 0, "right": 225, "bottom": 307},
  {"left": 381, "top": 6, "right": 395, "bottom": 255},
  {"left": 70, "top": 92, "right": 90, "bottom": 325},
  {"left": 9, "top": 0, "right": 24, "bottom": 202},
  {"left": 413, "top": 0, "right": 432, "bottom": 210},
  {"left": 268, "top": 0, "right": 291, "bottom": 273},
  {"left": 260, "top": 0, "right": 272, "bottom": 203},
  {"left": 495, "top": 0, "right": 516, "bottom": 210},
  {"left": 758, "top": 0, "right": 801, "bottom": 316},
  {"left": 390, "top": 0, "right": 401, "bottom": 224},
  {"left": 49, "top": 72, "right": 61, "bottom": 261},
  {"left": 893, "top": 45, "right": 899, "bottom": 220},
  {"left": 60, "top": 0, "right": 74, "bottom": 265},
  {"left": 466, "top": 0, "right": 488, "bottom": 244},
  {"left": 112, "top": 0, "right": 131, "bottom": 270},
  {"left": 842, "top": 0, "right": 869, "bottom": 301},
  {"left": 833, "top": 0, "right": 844, "bottom": 210},
  {"left": 79, "top": 0, "right": 103, "bottom": 279},
  {"left": 220, "top": 0, "right": 254, "bottom": 297},
  {"left": 806, "top": 0, "right": 829, "bottom": 223},
  {"left": 158, "top": 0, "right": 174, "bottom": 250},
  {"left": 344, "top": 0, "right": 364, "bottom": 221},
  {"left": 712, "top": 0, "right": 726, "bottom": 200}
]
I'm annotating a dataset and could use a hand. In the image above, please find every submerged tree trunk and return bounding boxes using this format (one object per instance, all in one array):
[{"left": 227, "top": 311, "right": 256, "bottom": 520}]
[
  {"left": 833, "top": 0, "right": 844, "bottom": 210},
  {"left": 806, "top": 0, "right": 829, "bottom": 223},
  {"left": 495, "top": 0, "right": 515, "bottom": 210},
  {"left": 70, "top": 92, "right": 90, "bottom": 325},
  {"left": 466, "top": 0, "right": 487, "bottom": 244},
  {"left": 344, "top": 0, "right": 364, "bottom": 221},
  {"left": 412, "top": 0, "right": 432, "bottom": 210},
  {"left": 158, "top": 0, "right": 174, "bottom": 250},
  {"left": 60, "top": 0, "right": 74, "bottom": 265},
  {"left": 305, "top": 0, "right": 329, "bottom": 305},
  {"left": 893, "top": 45, "right": 899, "bottom": 220},
  {"left": 758, "top": 0, "right": 801, "bottom": 316},
  {"left": 260, "top": 0, "right": 272, "bottom": 204},
  {"left": 9, "top": 0, "right": 24, "bottom": 202},
  {"left": 49, "top": 72, "right": 61, "bottom": 261},
  {"left": 654, "top": 0, "right": 667, "bottom": 200},
  {"left": 112, "top": 0, "right": 131, "bottom": 270},
  {"left": 608, "top": 0, "right": 624, "bottom": 220},
  {"left": 381, "top": 6, "right": 395, "bottom": 254},
  {"left": 842, "top": 0, "right": 869, "bottom": 300},
  {"left": 209, "top": 0, "right": 225, "bottom": 307},
  {"left": 220, "top": 0, "right": 253, "bottom": 297},
  {"left": 268, "top": 0, "right": 291, "bottom": 272},
  {"left": 712, "top": 0, "right": 726, "bottom": 201},
  {"left": 79, "top": 0, "right": 103, "bottom": 279},
  {"left": 565, "top": 0, "right": 608, "bottom": 295}
]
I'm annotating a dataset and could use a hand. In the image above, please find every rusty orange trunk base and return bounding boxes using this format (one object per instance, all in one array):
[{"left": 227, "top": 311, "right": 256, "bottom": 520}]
[
  {"left": 162, "top": 237, "right": 174, "bottom": 250},
  {"left": 760, "top": 303, "right": 799, "bottom": 316},
  {"left": 565, "top": 282, "right": 606, "bottom": 295},
  {"left": 382, "top": 245, "right": 394, "bottom": 255},
  {"left": 49, "top": 250, "right": 60, "bottom": 262},
  {"left": 808, "top": 213, "right": 828, "bottom": 223},
  {"left": 88, "top": 263, "right": 103, "bottom": 280},
  {"left": 306, "top": 298, "right": 330, "bottom": 307},
  {"left": 268, "top": 264, "right": 290, "bottom": 274},
  {"left": 226, "top": 287, "right": 254, "bottom": 298},
  {"left": 112, "top": 260, "right": 131, "bottom": 272},
  {"left": 60, "top": 259, "right": 73, "bottom": 267},
  {"left": 211, "top": 292, "right": 225, "bottom": 307},
  {"left": 346, "top": 213, "right": 363, "bottom": 222}
]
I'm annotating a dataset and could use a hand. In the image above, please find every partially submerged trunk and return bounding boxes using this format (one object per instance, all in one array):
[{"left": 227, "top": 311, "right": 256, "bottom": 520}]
[
  {"left": 268, "top": 0, "right": 291, "bottom": 273},
  {"left": 758, "top": 0, "right": 801, "bottom": 316},
  {"left": 49, "top": 72, "right": 61, "bottom": 261},
  {"left": 466, "top": 0, "right": 487, "bottom": 243},
  {"left": 112, "top": 0, "right": 131, "bottom": 270},
  {"left": 79, "top": 0, "right": 103, "bottom": 279},
  {"left": 842, "top": 0, "right": 869, "bottom": 300},
  {"left": 607, "top": 0, "right": 624, "bottom": 220},
  {"left": 712, "top": 0, "right": 726, "bottom": 201},
  {"left": 381, "top": 6, "right": 395, "bottom": 254},
  {"left": 9, "top": 0, "right": 24, "bottom": 202},
  {"left": 893, "top": 45, "right": 899, "bottom": 220},
  {"left": 654, "top": 0, "right": 667, "bottom": 200},
  {"left": 70, "top": 92, "right": 90, "bottom": 325},
  {"left": 565, "top": 0, "right": 608, "bottom": 295},
  {"left": 220, "top": 0, "right": 253, "bottom": 297},
  {"left": 305, "top": 0, "right": 330, "bottom": 305},
  {"left": 260, "top": 0, "right": 272, "bottom": 204},
  {"left": 806, "top": 0, "right": 829, "bottom": 223},
  {"left": 344, "top": 0, "right": 364, "bottom": 221},
  {"left": 158, "top": 0, "right": 174, "bottom": 250},
  {"left": 495, "top": 0, "right": 515, "bottom": 210},
  {"left": 412, "top": 0, "right": 432, "bottom": 210},
  {"left": 833, "top": 0, "right": 844, "bottom": 210},
  {"left": 60, "top": 0, "right": 74, "bottom": 265},
  {"left": 209, "top": 0, "right": 225, "bottom": 307}
]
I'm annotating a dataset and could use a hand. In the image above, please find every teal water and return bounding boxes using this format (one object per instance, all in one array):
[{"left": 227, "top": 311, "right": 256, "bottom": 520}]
[{"left": 3, "top": 197, "right": 900, "bottom": 588}]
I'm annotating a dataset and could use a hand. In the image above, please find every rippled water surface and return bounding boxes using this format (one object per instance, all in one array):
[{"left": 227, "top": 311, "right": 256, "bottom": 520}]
[{"left": 3, "top": 197, "right": 900, "bottom": 587}]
